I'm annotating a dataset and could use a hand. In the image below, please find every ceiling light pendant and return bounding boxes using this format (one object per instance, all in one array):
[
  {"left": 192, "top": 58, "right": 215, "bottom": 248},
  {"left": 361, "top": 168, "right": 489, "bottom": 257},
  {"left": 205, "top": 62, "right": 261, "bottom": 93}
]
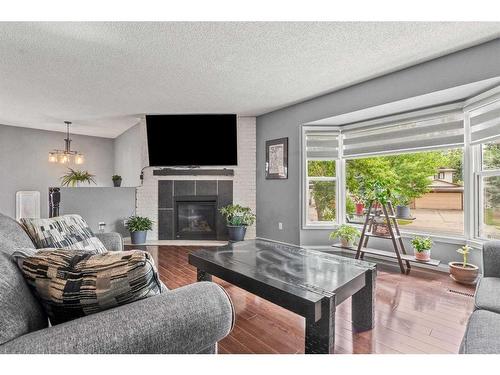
[{"left": 48, "top": 121, "right": 85, "bottom": 164}]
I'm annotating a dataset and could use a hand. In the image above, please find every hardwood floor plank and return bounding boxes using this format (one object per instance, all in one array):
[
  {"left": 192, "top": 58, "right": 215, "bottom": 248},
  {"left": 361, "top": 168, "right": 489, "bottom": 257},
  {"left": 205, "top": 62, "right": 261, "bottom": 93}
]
[{"left": 138, "top": 245, "right": 475, "bottom": 354}]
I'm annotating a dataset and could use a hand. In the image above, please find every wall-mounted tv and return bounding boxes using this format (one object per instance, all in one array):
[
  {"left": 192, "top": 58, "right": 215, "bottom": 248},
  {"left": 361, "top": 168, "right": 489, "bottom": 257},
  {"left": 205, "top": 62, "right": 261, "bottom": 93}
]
[{"left": 146, "top": 114, "right": 237, "bottom": 167}]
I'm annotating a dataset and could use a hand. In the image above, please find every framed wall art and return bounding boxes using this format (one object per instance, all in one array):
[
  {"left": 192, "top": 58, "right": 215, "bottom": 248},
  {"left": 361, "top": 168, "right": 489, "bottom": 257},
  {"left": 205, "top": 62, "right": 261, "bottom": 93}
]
[{"left": 265, "top": 137, "right": 288, "bottom": 179}]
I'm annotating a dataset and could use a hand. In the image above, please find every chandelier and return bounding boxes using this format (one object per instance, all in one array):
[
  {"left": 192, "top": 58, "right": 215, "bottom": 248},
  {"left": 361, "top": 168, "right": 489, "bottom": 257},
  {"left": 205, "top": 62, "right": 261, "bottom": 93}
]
[{"left": 48, "top": 121, "right": 84, "bottom": 164}]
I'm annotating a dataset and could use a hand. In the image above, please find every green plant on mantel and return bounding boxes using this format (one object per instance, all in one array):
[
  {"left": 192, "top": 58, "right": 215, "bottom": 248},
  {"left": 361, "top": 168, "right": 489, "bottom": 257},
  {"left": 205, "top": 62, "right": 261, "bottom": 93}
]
[
  {"left": 125, "top": 216, "right": 153, "bottom": 232},
  {"left": 219, "top": 204, "right": 256, "bottom": 226},
  {"left": 60, "top": 168, "right": 96, "bottom": 187},
  {"left": 112, "top": 174, "right": 122, "bottom": 181}
]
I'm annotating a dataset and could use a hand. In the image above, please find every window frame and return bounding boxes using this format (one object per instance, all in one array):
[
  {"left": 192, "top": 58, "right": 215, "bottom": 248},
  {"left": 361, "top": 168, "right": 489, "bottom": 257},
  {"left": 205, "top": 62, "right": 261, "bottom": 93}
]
[
  {"left": 465, "top": 87, "right": 500, "bottom": 241},
  {"left": 474, "top": 141, "right": 500, "bottom": 240},
  {"left": 343, "top": 147, "right": 466, "bottom": 238},
  {"left": 302, "top": 105, "right": 469, "bottom": 241},
  {"left": 301, "top": 126, "right": 341, "bottom": 229}
]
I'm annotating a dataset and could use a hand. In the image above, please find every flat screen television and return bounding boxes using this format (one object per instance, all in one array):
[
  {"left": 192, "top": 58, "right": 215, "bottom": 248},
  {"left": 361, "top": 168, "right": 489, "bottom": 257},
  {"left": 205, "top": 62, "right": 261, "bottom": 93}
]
[{"left": 146, "top": 114, "right": 237, "bottom": 166}]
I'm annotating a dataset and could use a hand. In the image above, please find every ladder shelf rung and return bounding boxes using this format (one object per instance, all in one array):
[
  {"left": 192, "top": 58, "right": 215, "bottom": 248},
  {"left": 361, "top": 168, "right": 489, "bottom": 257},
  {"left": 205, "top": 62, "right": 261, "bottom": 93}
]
[{"left": 364, "top": 232, "right": 401, "bottom": 240}]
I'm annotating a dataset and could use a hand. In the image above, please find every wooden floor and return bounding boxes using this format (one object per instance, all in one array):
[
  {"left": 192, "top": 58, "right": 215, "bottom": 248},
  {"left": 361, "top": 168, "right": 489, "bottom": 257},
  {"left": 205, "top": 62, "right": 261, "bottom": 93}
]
[{"left": 154, "top": 245, "right": 475, "bottom": 354}]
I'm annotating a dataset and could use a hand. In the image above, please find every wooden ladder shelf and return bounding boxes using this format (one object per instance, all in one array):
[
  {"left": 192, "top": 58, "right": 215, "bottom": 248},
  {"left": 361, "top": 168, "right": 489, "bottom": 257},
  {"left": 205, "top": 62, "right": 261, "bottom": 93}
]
[{"left": 356, "top": 200, "right": 411, "bottom": 274}]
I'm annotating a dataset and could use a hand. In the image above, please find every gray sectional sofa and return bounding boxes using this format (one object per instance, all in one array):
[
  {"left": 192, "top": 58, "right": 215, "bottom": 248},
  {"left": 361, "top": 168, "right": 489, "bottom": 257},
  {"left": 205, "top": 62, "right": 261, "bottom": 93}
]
[
  {"left": 0, "top": 212, "right": 234, "bottom": 354},
  {"left": 460, "top": 241, "right": 500, "bottom": 354}
]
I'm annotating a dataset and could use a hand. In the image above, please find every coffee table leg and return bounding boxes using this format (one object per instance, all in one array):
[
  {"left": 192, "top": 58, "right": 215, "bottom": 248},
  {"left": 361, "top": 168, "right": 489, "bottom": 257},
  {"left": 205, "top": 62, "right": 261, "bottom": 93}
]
[
  {"left": 352, "top": 267, "right": 376, "bottom": 331},
  {"left": 197, "top": 269, "right": 212, "bottom": 282},
  {"left": 305, "top": 295, "right": 335, "bottom": 354}
]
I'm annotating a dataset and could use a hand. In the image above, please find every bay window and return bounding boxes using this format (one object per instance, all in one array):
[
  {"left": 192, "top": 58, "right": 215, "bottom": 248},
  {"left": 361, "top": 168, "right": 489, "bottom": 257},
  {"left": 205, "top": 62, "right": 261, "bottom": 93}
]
[{"left": 302, "top": 88, "right": 500, "bottom": 242}]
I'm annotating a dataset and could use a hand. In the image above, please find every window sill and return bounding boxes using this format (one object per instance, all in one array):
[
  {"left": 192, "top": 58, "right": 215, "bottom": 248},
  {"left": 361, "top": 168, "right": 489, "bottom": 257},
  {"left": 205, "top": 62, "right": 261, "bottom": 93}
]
[
  {"left": 303, "top": 222, "right": 337, "bottom": 230},
  {"left": 301, "top": 223, "right": 487, "bottom": 249}
]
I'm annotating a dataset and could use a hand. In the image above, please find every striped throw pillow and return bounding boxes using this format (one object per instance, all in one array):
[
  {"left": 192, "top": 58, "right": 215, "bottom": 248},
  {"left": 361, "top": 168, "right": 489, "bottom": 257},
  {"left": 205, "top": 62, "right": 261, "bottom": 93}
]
[
  {"left": 20, "top": 214, "right": 107, "bottom": 253},
  {"left": 14, "top": 249, "right": 162, "bottom": 325}
]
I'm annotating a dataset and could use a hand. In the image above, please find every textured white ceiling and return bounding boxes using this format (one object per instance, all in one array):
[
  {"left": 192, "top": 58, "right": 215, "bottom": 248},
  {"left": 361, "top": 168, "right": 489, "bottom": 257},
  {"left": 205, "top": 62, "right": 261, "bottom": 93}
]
[{"left": 0, "top": 22, "right": 499, "bottom": 138}]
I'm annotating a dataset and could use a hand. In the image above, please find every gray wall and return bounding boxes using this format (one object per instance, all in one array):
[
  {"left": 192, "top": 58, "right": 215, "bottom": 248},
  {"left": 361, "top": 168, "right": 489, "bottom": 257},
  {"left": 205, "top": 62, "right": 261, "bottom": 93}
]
[
  {"left": 0, "top": 124, "right": 114, "bottom": 218},
  {"left": 113, "top": 122, "right": 145, "bottom": 187},
  {"left": 256, "top": 38, "right": 500, "bottom": 250},
  {"left": 59, "top": 187, "right": 136, "bottom": 237}
]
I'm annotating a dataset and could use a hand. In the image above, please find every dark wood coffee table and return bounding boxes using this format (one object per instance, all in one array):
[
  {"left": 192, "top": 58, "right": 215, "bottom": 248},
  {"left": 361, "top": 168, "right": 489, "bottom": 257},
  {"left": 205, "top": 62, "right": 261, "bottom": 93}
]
[{"left": 188, "top": 239, "right": 376, "bottom": 354}]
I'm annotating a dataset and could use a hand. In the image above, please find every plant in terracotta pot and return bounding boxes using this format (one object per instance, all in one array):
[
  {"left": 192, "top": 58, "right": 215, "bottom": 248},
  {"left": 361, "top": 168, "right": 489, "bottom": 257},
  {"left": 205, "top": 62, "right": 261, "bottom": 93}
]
[
  {"left": 219, "top": 204, "right": 256, "bottom": 242},
  {"left": 112, "top": 174, "right": 122, "bottom": 187},
  {"left": 410, "top": 236, "right": 433, "bottom": 261},
  {"left": 329, "top": 224, "right": 361, "bottom": 247},
  {"left": 125, "top": 215, "right": 153, "bottom": 245},
  {"left": 449, "top": 245, "right": 479, "bottom": 285}
]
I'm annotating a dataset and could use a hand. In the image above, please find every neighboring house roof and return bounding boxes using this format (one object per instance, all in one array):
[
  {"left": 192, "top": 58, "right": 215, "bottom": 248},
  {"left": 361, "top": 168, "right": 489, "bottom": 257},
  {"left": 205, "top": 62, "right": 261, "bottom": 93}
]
[{"left": 428, "top": 179, "right": 464, "bottom": 192}]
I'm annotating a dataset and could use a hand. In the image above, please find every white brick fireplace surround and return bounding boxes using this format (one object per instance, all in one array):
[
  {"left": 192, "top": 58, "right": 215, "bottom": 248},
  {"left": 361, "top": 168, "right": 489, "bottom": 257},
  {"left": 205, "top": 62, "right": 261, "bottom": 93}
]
[{"left": 135, "top": 117, "right": 256, "bottom": 241}]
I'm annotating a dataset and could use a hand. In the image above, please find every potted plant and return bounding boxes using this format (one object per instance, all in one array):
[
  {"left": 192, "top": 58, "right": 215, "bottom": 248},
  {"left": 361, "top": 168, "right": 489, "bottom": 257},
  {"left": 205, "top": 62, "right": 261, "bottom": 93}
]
[
  {"left": 363, "top": 180, "right": 394, "bottom": 235},
  {"left": 352, "top": 194, "right": 364, "bottom": 215},
  {"left": 329, "top": 224, "right": 361, "bottom": 247},
  {"left": 60, "top": 168, "right": 96, "bottom": 187},
  {"left": 219, "top": 204, "right": 256, "bottom": 242},
  {"left": 112, "top": 174, "right": 122, "bottom": 187},
  {"left": 125, "top": 215, "right": 153, "bottom": 245},
  {"left": 449, "top": 245, "right": 479, "bottom": 285},
  {"left": 410, "top": 236, "right": 432, "bottom": 261},
  {"left": 364, "top": 180, "right": 393, "bottom": 207},
  {"left": 394, "top": 193, "right": 411, "bottom": 219}
]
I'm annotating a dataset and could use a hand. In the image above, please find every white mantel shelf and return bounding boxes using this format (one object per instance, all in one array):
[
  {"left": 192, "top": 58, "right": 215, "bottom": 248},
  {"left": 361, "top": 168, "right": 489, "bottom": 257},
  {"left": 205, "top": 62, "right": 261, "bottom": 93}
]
[{"left": 123, "top": 238, "right": 228, "bottom": 247}]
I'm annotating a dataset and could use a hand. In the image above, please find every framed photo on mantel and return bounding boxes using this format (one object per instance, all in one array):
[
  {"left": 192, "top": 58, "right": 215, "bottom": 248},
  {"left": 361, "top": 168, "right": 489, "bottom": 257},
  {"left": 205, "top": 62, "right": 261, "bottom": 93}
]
[{"left": 265, "top": 137, "right": 288, "bottom": 179}]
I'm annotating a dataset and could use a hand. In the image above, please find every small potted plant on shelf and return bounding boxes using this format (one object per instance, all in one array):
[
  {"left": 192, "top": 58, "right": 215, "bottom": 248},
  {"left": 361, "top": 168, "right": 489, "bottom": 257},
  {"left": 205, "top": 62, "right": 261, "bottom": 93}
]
[
  {"left": 394, "top": 193, "right": 411, "bottom": 219},
  {"left": 363, "top": 180, "right": 394, "bottom": 235},
  {"left": 329, "top": 224, "right": 361, "bottom": 247},
  {"left": 60, "top": 168, "right": 96, "bottom": 187},
  {"left": 410, "top": 236, "right": 433, "bottom": 261},
  {"left": 112, "top": 174, "right": 122, "bottom": 187},
  {"left": 125, "top": 215, "right": 153, "bottom": 245},
  {"left": 219, "top": 204, "right": 256, "bottom": 242},
  {"left": 449, "top": 245, "right": 479, "bottom": 285},
  {"left": 352, "top": 194, "right": 365, "bottom": 215}
]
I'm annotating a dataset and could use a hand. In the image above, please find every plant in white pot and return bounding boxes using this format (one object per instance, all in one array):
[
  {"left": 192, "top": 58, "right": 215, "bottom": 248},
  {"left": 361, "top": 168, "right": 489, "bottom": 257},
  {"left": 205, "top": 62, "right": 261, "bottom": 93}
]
[
  {"left": 219, "top": 204, "right": 256, "bottom": 242},
  {"left": 449, "top": 245, "right": 479, "bottom": 285},
  {"left": 125, "top": 215, "right": 153, "bottom": 245},
  {"left": 329, "top": 224, "right": 361, "bottom": 247},
  {"left": 410, "top": 236, "right": 432, "bottom": 261}
]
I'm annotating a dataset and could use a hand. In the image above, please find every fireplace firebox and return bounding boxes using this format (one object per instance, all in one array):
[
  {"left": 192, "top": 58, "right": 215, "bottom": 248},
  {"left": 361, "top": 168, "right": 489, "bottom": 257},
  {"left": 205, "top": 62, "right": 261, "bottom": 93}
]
[{"left": 174, "top": 196, "right": 217, "bottom": 240}]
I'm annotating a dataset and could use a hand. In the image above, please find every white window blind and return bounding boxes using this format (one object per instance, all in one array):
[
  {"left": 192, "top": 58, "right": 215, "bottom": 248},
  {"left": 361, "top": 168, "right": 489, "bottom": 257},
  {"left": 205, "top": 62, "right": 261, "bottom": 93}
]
[
  {"left": 343, "top": 111, "right": 464, "bottom": 157},
  {"left": 305, "top": 131, "right": 340, "bottom": 159},
  {"left": 469, "top": 98, "right": 500, "bottom": 145}
]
